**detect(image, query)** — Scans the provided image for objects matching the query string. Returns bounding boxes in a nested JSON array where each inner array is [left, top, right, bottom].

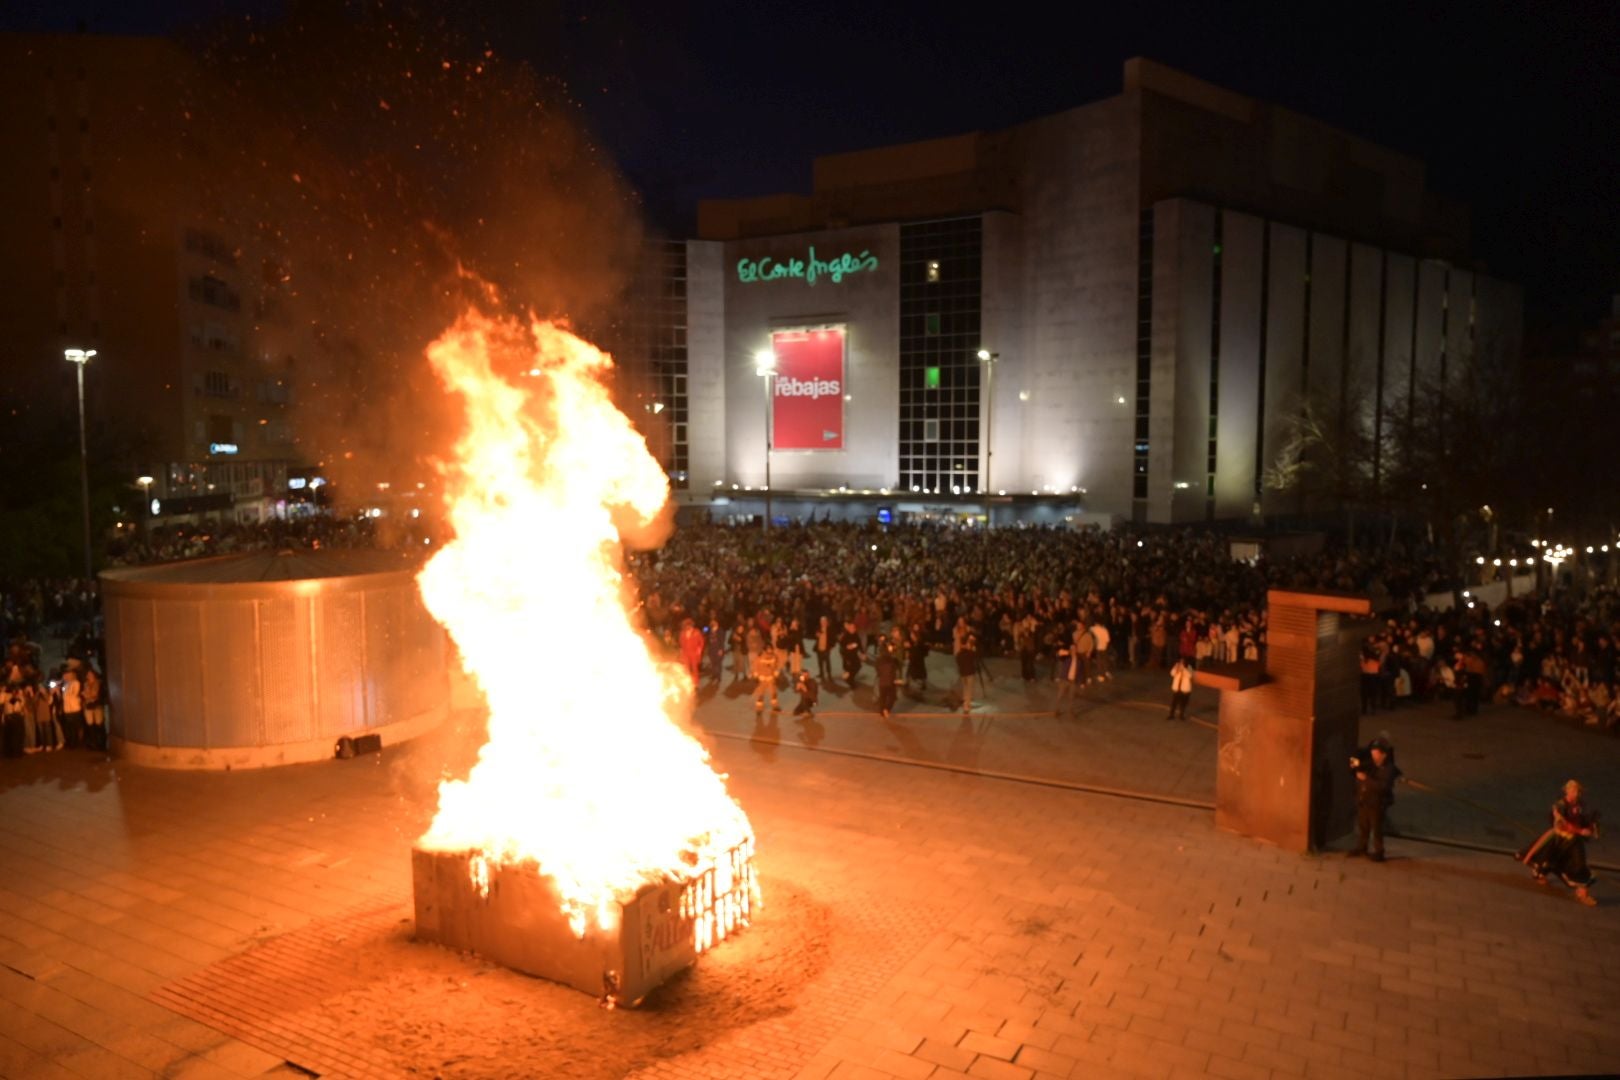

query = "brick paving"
[[0, 653, 1618, 1078]]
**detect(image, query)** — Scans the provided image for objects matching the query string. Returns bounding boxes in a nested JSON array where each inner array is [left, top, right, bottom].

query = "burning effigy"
[[411, 311, 756, 1006]]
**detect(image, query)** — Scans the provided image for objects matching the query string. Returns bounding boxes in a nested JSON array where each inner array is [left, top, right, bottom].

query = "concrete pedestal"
[[1196, 590, 1374, 853]]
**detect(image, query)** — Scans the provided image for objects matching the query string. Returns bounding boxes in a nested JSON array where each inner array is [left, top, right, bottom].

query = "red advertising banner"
[[770, 329, 844, 451]]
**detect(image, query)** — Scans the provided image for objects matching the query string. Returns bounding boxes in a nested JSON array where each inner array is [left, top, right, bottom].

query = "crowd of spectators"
[[626, 521, 1618, 732], [4, 515, 1617, 759], [102, 516, 387, 566]]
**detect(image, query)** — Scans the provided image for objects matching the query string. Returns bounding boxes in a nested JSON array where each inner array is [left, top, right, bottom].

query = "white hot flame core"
[[417, 311, 754, 937]]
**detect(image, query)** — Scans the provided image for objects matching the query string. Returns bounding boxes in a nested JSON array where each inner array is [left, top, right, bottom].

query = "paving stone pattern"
[[0, 656, 1617, 1078]]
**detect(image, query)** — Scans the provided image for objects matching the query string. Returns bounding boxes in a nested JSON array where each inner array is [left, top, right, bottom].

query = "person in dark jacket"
[[956, 635, 981, 714], [875, 641, 900, 719], [838, 620, 864, 689], [905, 625, 930, 690], [1519, 780, 1600, 906], [1348, 738, 1397, 861], [792, 671, 819, 720]]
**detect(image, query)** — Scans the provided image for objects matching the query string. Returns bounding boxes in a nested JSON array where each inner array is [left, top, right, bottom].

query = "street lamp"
[[64, 348, 97, 578], [976, 349, 998, 522], [136, 474, 154, 527], [754, 347, 776, 534]]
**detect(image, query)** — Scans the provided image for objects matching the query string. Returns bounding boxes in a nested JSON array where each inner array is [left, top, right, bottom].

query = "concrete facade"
[[678, 60, 1521, 524]]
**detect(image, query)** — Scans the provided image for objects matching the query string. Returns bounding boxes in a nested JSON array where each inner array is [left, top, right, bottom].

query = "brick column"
[[1194, 590, 1373, 852]]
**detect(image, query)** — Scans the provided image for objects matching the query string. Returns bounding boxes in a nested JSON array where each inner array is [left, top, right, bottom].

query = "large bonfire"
[[415, 310, 754, 944]]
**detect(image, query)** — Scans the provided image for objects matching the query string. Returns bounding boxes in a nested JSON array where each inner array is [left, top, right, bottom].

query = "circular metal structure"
[[102, 549, 450, 768]]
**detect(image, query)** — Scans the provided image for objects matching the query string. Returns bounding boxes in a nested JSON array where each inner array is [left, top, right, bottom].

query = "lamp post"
[[64, 348, 97, 579], [754, 348, 777, 534], [137, 474, 154, 528], [976, 349, 999, 524]]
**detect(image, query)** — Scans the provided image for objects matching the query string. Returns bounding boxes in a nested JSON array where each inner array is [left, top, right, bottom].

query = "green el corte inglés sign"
[[736, 246, 879, 286]]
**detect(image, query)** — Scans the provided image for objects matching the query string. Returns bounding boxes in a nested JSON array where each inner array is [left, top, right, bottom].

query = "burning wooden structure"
[[412, 840, 754, 1006]]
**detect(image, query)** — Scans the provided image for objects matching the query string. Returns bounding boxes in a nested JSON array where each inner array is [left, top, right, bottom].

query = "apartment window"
[[925, 260, 941, 283]]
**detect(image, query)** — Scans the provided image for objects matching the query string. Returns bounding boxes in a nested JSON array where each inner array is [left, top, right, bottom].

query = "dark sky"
[[9, 0, 1619, 334]]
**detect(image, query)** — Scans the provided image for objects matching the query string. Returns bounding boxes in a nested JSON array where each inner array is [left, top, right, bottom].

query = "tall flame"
[[416, 310, 753, 936]]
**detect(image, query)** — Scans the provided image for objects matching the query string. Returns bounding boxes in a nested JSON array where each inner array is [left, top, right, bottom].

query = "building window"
[[188, 274, 241, 312], [1207, 213, 1222, 518], [1133, 207, 1154, 502], [622, 239, 688, 488], [899, 217, 982, 495]]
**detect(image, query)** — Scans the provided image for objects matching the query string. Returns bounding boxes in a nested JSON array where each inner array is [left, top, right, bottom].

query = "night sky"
[[8, 0, 1619, 336]]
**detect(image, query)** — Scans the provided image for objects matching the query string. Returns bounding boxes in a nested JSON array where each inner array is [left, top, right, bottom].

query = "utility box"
[[1195, 590, 1374, 852], [412, 841, 754, 1006]]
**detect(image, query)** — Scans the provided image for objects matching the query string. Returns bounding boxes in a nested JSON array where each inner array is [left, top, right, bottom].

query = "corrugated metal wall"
[[105, 574, 448, 750]]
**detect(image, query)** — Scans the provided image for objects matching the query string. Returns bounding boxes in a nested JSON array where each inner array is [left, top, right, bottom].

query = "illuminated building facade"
[[669, 59, 1522, 525], [0, 34, 299, 525]]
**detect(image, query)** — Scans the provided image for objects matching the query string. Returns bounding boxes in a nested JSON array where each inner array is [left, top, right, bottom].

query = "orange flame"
[[416, 310, 754, 938]]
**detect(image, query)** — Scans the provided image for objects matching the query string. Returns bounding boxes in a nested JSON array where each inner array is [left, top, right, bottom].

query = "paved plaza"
[[3, 655, 1620, 1079]]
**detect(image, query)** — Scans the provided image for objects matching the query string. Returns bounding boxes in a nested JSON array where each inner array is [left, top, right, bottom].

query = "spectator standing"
[[956, 635, 981, 715], [839, 620, 865, 689], [82, 664, 107, 752], [905, 625, 930, 689], [59, 664, 85, 750], [1167, 657, 1193, 721], [1348, 739, 1397, 862], [1090, 617, 1112, 683], [751, 645, 781, 713], [875, 641, 900, 719], [814, 615, 835, 683], [678, 618, 705, 687]]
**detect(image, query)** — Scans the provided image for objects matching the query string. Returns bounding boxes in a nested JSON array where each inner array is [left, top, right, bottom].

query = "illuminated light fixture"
[[1018, 390, 1030, 402], [650, 402, 665, 414], [843, 394, 852, 402], [1476, 557, 1485, 565], [976, 349, 992, 361], [1070, 485, 1079, 492], [1031, 490, 1038, 496], [731, 483, 739, 490], [879, 488, 889, 495], [1494, 619, 1501, 627], [1588, 546, 1596, 554], [952, 485, 961, 494], [870, 544, 878, 552], [1467, 601, 1475, 609], [1531, 539, 1540, 547], [713, 480, 723, 487], [411, 508, 421, 518], [910, 485, 920, 493], [209, 442, 239, 455], [1492, 559, 1502, 566], [1510, 559, 1518, 566], [1526, 555, 1536, 563], [1174, 481, 1191, 490], [1116, 395, 1126, 405], [1463, 591, 1470, 598], [997, 489, 1006, 496], [754, 348, 776, 376]]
